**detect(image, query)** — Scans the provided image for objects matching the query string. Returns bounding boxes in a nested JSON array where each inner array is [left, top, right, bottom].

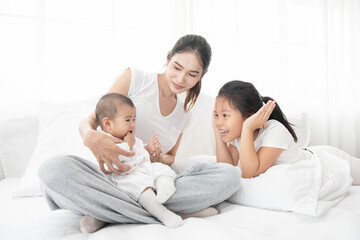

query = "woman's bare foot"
[[80, 215, 107, 233], [179, 207, 219, 219]]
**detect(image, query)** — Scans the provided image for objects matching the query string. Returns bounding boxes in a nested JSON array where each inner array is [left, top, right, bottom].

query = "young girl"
[[213, 80, 360, 184]]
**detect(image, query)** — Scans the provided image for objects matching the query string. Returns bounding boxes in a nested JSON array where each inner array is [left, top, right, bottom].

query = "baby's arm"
[[145, 134, 162, 162], [123, 131, 135, 150]]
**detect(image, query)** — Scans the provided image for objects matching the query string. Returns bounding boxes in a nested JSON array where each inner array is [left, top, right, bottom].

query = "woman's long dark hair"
[[168, 34, 212, 112], [217, 80, 297, 142]]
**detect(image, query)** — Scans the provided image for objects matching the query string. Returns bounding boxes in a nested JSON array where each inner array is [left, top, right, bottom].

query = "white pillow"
[[288, 112, 310, 148], [12, 99, 98, 198], [228, 155, 322, 216], [0, 113, 39, 178], [228, 149, 352, 216], [173, 93, 216, 173]]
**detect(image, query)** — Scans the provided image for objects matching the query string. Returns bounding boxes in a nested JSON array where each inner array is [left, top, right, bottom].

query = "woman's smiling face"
[[164, 51, 204, 94], [214, 96, 245, 143]]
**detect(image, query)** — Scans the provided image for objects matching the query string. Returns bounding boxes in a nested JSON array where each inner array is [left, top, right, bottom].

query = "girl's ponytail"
[[262, 96, 298, 142]]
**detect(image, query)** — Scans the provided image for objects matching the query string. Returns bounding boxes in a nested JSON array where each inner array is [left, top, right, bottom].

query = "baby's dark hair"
[[95, 93, 135, 128], [217, 80, 297, 142]]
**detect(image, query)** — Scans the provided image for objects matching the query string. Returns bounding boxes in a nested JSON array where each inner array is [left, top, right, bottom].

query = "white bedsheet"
[[1, 178, 360, 240]]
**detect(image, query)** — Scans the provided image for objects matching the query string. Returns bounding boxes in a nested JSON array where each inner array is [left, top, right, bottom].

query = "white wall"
[[0, 0, 359, 157]]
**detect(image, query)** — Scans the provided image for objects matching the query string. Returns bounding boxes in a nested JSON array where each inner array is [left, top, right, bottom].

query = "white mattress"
[[1, 178, 360, 240]]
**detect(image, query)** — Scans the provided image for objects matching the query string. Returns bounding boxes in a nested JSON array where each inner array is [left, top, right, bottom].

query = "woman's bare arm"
[[79, 68, 134, 174], [153, 133, 183, 166]]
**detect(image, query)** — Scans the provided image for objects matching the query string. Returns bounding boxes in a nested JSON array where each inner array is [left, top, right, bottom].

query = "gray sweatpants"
[[38, 154, 241, 224]]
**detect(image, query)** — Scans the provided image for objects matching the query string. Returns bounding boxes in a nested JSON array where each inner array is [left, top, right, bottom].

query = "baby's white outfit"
[[105, 137, 176, 201]]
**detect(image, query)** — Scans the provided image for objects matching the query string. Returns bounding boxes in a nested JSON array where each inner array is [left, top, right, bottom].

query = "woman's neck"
[[158, 73, 176, 99], [157, 73, 178, 117]]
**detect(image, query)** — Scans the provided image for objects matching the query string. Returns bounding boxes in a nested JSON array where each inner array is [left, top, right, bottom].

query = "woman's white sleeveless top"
[[127, 68, 191, 153]]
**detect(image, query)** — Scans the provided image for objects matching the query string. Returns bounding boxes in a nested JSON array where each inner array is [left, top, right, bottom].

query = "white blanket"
[[1, 178, 360, 240], [174, 152, 352, 217], [230, 150, 353, 216]]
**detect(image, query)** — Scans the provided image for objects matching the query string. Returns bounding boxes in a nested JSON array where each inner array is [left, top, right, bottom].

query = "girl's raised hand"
[[243, 100, 276, 131]]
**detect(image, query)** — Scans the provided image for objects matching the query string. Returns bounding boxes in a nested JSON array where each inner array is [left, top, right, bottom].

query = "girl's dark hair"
[[217, 80, 297, 142], [168, 34, 212, 112]]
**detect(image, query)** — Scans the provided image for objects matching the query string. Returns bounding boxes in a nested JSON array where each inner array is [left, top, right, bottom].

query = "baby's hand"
[[124, 131, 135, 150], [145, 134, 162, 162]]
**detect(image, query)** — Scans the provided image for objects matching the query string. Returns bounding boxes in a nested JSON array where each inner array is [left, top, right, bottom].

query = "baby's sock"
[[155, 176, 176, 203], [138, 189, 183, 228], [80, 215, 107, 233], [179, 207, 219, 219]]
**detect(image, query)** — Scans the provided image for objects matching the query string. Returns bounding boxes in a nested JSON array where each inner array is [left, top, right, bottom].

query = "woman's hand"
[[83, 130, 134, 174], [243, 100, 276, 132], [145, 134, 162, 163]]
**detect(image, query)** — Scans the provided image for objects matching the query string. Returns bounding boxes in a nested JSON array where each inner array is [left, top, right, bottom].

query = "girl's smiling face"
[[214, 96, 245, 143]]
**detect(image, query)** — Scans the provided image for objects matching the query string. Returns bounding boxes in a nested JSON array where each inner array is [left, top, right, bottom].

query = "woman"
[[38, 35, 241, 233]]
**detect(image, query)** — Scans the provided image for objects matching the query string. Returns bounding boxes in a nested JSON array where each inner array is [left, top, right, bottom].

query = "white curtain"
[[1, 0, 359, 157], [189, 0, 360, 157], [0, 0, 185, 109]]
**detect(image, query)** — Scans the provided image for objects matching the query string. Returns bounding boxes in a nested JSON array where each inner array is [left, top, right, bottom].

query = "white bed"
[[1, 178, 359, 240], [0, 93, 359, 240]]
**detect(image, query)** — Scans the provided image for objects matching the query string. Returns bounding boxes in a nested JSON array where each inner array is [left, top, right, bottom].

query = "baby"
[[80, 93, 182, 233]]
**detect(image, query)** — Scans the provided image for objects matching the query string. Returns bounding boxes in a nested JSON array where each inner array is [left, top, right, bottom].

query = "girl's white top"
[[230, 120, 311, 165], [128, 68, 191, 153]]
